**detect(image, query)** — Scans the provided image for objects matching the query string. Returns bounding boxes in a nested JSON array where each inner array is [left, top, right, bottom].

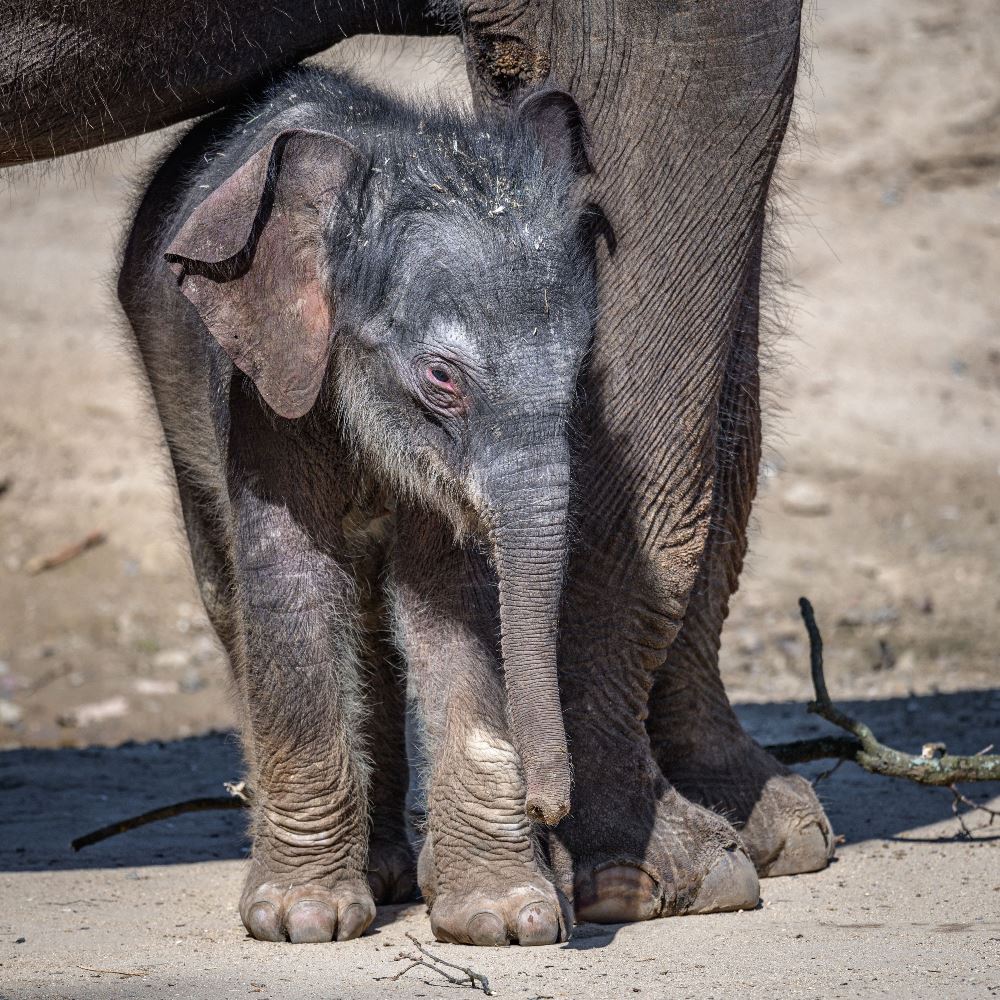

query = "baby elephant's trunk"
[[490, 461, 573, 826]]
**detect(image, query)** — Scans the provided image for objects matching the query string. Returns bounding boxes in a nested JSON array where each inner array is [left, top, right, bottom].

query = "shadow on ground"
[[1, 690, 997, 875]]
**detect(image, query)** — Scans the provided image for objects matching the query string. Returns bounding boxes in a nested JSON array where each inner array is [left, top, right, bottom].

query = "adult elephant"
[[2, 0, 832, 923]]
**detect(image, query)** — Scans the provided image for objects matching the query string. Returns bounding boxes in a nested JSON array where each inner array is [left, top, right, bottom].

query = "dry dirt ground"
[[1, 0, 998, 997]]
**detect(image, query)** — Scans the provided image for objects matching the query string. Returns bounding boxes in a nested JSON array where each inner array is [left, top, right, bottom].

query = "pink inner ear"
[[165, 129, 359, 421]]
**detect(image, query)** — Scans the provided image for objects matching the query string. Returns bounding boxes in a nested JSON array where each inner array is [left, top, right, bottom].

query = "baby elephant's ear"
[[165, 129, 359, 419], [514, 89, 590, 175]]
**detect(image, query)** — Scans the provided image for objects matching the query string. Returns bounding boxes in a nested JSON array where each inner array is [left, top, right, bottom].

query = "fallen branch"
[[71, 783, 251, 851], [375, 932, 493, 995], [764, 598, 1000, 785], [25, 530, 106, 574]]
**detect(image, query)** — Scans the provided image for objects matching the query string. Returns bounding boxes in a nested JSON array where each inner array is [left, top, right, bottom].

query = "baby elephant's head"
[[166, 89, 596, 826]]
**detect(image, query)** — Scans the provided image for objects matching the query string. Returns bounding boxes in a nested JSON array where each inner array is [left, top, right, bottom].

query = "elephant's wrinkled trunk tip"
[[501, 644, 572, 826], [524, 762, 572, 827]]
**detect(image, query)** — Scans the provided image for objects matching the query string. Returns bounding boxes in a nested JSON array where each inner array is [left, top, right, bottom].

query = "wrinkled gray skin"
[[13, 0, 836, 946], [120, 69, 599, 945]]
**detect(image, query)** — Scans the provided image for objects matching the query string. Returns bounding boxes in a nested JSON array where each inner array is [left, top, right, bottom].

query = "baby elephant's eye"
[[427, 365, 453, 387], [417, 359, 466, 415]]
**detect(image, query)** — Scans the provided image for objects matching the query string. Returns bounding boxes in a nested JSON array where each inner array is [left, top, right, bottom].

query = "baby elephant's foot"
[[567, 783, 759, 924], [240, 861, 376, 943], [367, 837, 418, 904], [430, 877, 568, 947], [663, 741, 835, 877], [420, 842, 568, 946]]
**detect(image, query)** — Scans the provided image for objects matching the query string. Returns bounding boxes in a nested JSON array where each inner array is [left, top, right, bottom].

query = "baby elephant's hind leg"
[[390, 515, 568, 947], [359, 599, 418, 904]]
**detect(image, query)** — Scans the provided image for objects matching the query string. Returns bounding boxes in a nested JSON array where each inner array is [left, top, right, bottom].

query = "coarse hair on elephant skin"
[[119, 65, 597, 945]]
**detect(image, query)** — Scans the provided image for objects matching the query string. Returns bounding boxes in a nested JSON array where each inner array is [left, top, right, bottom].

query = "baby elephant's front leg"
[[232, 483, 374, 944], [392, 527, 568, 946]]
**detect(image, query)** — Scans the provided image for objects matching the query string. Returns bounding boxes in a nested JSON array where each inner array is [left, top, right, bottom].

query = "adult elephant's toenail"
[[687, 847, 759, 915], [285, 899, 337, 944], [762, 820, 834, 877], [336, 902, 370, 941], [468, 910, 508, 946], [245, 900, 283, 942], [516, 901, 561, 945], [575, 865, 660, 924]]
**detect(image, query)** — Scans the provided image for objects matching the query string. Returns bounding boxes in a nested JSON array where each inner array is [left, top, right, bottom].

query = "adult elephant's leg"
[[0, 0, 446, 166], [647, 245, 835, 877], [458, 0, 805, 917]]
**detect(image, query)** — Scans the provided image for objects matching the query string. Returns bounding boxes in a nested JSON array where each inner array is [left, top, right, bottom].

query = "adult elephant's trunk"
[[486, 460, 572, 826]]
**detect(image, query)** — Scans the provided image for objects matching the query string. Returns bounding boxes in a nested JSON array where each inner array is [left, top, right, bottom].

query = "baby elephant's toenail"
[[245, 901, 283, 942], [285, 900, 337, 944], [336, 902, 370, 941], [516, 901, 561, 945], [468, 911, 508, 946]]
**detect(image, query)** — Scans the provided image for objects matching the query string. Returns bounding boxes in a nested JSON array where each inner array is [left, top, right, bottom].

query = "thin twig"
[[71, 794, 246, 851], [376, 933, 494, 994], [405, 932, 494, 995], [949, 784, 1000, 840], [77, 966, 147, 978], [377, 958, 468, 987], [812, 757, 846, 786], [25, 530, 106, 574]]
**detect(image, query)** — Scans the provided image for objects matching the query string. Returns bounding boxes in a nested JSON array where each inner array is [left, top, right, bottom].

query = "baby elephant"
[[119, 67, 594, 945]]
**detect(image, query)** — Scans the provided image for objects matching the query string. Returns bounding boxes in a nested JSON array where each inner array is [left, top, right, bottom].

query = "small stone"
[[851, 557, 880, 579], [152, 649, 191, 671], [15, 936, 25, 944], [781, 481, 831, 517], [0, 700, 23, 726], [735, 629, 764, 656], [872, 639, 896, 672], [58, 695, 128, 728], [133, 678, 180, 696], [179, 667, 206, 694]]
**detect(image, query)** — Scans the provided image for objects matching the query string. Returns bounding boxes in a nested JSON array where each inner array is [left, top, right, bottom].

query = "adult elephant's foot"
[[554, 772, 759, 924], [240, 859, 376, 943], [658, 738, 835, 877], [367, 835, 418, 904], [418, 839, 568, 946]]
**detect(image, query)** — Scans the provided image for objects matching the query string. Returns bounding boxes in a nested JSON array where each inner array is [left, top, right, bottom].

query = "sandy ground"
[[1, 0, 998, 996]]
